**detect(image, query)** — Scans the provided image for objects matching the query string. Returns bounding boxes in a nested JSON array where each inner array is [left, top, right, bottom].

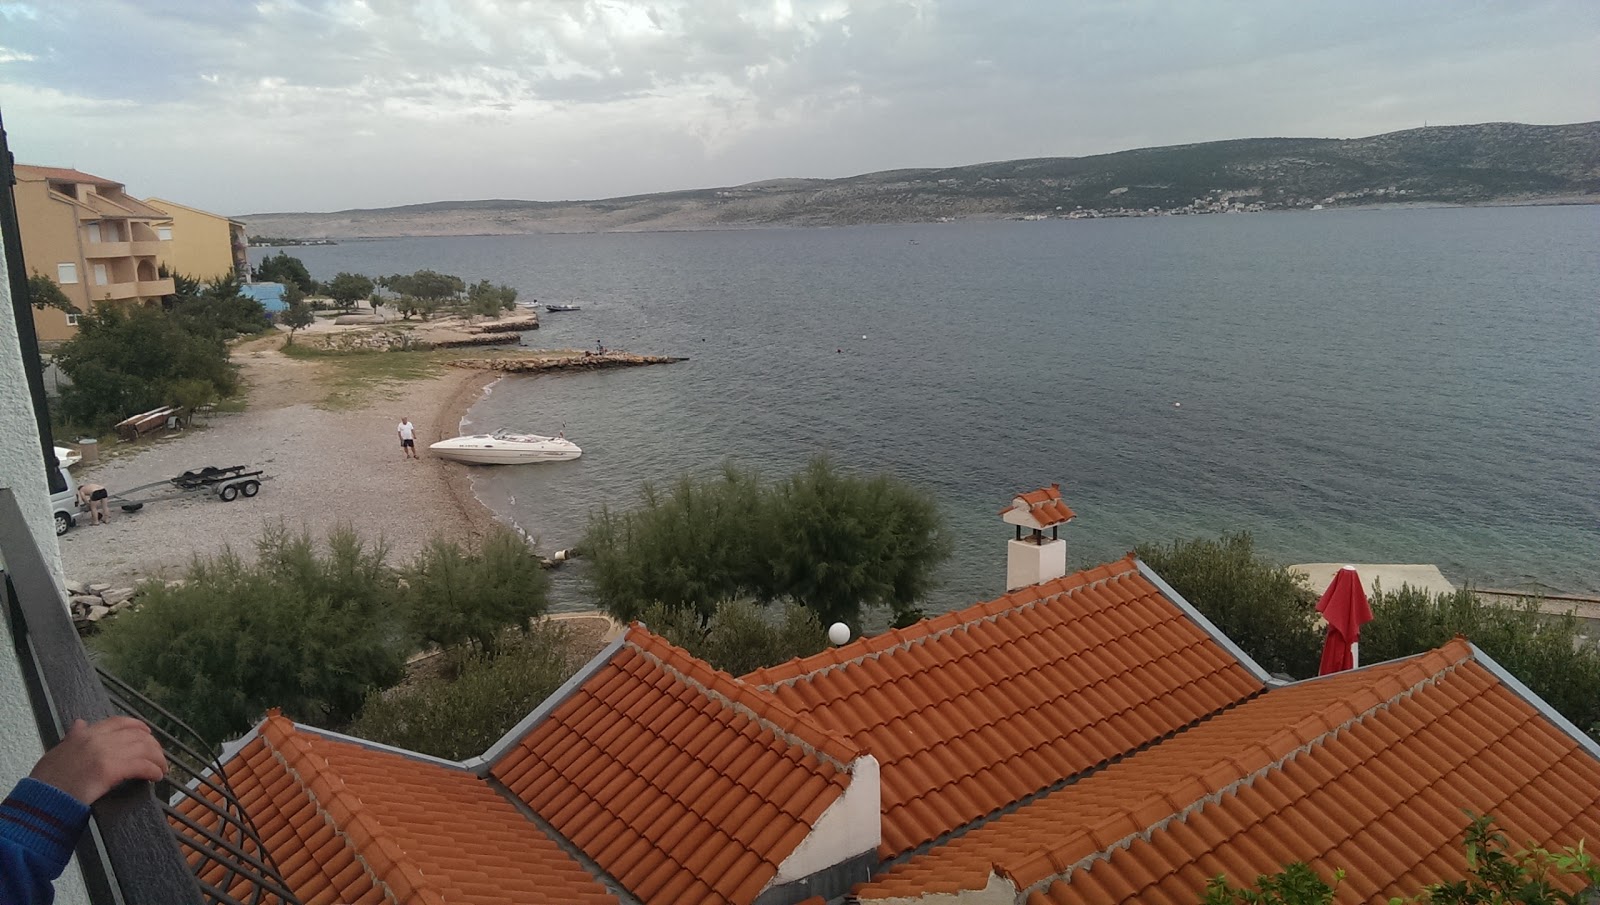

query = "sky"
[[1, 0, 1596, 215]]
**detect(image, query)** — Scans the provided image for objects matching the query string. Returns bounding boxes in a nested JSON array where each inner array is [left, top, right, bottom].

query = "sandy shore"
[[59, 333, 503, 586]]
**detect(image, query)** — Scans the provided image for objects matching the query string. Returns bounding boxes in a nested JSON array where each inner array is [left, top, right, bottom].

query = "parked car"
[[47, 467, 78, 536]]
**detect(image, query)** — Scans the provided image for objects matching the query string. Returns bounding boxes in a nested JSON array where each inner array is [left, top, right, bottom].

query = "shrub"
[[584, 458, 949, 629], [641, 600, 829, 676], [349, 622, 583, 760], [94, 524, 406, 746], [404, 528, 551, 655], [54, 303, 239, 434], [585, 465, 765, 623], [1136, 533, 1322, 678], [1362, 586, 1600, 741], [1201, 863, 1343, 904]]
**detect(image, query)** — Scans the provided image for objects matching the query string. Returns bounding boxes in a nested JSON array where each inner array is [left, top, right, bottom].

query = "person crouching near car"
[[74, 483, 110, 525]]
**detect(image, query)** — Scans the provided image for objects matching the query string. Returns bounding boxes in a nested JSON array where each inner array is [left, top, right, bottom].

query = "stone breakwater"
[[449, 352, 688, 373]]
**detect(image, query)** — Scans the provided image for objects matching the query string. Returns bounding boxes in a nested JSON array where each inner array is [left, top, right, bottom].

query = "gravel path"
[[60, 337, 496, 586]]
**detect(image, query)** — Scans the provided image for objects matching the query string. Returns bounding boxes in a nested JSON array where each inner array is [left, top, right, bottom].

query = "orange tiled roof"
[[192, 713, 616, 905], [491, 627, 864, 905], [745, 555, 1266, 858], [857, 639, 1600, 903], [1001, 483, 1076, 528], [14, 164, 121, 186]]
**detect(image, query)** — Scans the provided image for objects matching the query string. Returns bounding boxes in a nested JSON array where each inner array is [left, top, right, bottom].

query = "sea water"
[[281, 205, 1600, 612]]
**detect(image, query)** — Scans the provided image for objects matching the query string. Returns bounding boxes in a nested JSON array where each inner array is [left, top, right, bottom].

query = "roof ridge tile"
[[1002, 645, 1475, 894], [259, 714, 445, 905], [624, 630, 861, 772]]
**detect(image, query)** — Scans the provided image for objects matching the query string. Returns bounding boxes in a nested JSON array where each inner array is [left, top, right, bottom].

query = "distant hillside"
[[242, 121, 1600, 238]]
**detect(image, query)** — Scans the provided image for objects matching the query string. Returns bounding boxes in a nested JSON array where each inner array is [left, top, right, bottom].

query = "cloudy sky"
[[2, 0, 1596, 214]]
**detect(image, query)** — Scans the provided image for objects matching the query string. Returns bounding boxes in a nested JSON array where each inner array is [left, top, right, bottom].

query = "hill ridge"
[[241, 120, 1599, 238]]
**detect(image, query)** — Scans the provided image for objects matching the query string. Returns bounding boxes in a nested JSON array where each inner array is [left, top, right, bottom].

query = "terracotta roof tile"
[[491, 627, 863, 905], [744, 555, 1265, 858], [182, 714, 615, 905], [1000, 483, 1077, 527], [856, 639, 1600, 903]]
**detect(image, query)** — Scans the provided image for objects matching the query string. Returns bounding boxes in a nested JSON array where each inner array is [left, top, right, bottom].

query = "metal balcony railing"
[[1, 488, 302, 905]]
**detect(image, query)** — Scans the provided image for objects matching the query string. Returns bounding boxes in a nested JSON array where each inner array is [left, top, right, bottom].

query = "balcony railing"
[[83, 240, 132, 258], [0, 489, 301, 905]]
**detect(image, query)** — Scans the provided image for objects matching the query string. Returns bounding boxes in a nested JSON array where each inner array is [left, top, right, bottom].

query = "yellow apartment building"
[[14, 165, 176, 342], [146, 197, 249, 282]]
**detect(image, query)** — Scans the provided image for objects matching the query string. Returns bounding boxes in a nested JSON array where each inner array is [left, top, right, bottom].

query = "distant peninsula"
[[240, 121, 1599, 239]]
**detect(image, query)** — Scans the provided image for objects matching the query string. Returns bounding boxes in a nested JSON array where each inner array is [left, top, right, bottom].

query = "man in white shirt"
[[397, 417, 419, 459]]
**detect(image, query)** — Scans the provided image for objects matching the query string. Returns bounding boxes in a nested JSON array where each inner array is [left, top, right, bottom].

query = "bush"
[[27, 272, 74, 312], [404, 528, 551, 655], [585, 458, 949, 628], [1201, 863, 1343, 904], [1362, 586, 1600, 741], [641, 600, 828, 676], [585, 465, 765, 623], [1204, 815, 1600, 905], [94, 525, 406, 746], [1136, 533, 1322, 678], [54, 303, 239, 434], [349, 622, 583, 760]]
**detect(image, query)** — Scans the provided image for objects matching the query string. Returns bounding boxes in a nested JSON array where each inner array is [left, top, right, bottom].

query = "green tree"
[[759, 457, 951, 627], [584, 458, 950, 628], [94, 524, 407, 746], [1362, 586, 1600, 741], [467, 279, 518, 318], [641, 600, 829, 677], [404, 528, 551, 655], [27, 272, 75, 313], [252, 251, 317, 294], [380, 270, 464, 303], [349, 622, 583, 760], [1135, 533, 1322, 678], [326, 272, 375, 311], [278, 301, 315, 343], [53, 303, 239, 433], [170, 274, 269, 339], [584, 465, 767, 623]]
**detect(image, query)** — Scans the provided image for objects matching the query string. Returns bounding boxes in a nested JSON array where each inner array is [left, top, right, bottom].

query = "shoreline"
[[430, 369, 506, 547]]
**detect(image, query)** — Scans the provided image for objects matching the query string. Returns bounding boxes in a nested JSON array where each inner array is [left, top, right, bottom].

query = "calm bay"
[[279, 205, 1600, 612]]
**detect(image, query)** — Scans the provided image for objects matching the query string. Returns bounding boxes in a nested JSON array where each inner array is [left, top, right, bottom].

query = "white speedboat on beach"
[[429, 430, 582, 465]]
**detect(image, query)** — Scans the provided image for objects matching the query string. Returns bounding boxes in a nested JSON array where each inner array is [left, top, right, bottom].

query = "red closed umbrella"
[[1317, 565, 1374, 675]]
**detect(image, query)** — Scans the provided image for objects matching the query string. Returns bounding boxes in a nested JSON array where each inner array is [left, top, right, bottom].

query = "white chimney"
[[1000, 483, 1074, 590]]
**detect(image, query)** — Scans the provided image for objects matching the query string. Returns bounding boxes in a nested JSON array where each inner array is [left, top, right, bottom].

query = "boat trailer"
[[115, 465, 267, 511]]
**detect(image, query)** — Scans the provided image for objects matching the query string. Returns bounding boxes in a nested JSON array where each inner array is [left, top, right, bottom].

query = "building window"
[[66, 314, 80, 326], [157, 226, 172, 241], [93, 263, 109, 285], [87, 223, 102, 242], [57, 263, 78, 283]]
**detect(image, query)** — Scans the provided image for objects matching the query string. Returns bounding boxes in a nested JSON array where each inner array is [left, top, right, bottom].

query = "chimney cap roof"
[[1001, 483, 1075, 529]]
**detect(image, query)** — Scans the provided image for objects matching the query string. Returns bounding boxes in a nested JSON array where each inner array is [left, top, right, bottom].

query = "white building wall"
[[0, 219, 88, 904]]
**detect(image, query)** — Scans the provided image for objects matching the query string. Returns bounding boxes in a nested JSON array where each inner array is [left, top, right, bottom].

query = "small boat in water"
[[429, 430, 582, 465], [545, 303, 582, 312]]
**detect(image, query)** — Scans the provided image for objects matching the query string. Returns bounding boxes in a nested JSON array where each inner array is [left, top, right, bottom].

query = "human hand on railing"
[[28, 716, 168, 806]]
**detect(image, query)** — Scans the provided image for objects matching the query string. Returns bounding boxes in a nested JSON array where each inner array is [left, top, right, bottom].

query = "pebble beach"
[[58, 329, 500, 587]]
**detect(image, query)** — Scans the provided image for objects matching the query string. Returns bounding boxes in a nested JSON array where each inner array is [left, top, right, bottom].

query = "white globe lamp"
[[827, 622, 851, 647]]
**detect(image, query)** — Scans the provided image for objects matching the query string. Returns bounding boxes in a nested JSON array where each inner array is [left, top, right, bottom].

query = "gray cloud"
[[1, 0, 1595, 214]]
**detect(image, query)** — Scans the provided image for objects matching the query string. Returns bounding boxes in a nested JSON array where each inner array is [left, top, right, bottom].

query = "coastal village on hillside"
[[2, 136, 1598, 902]]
